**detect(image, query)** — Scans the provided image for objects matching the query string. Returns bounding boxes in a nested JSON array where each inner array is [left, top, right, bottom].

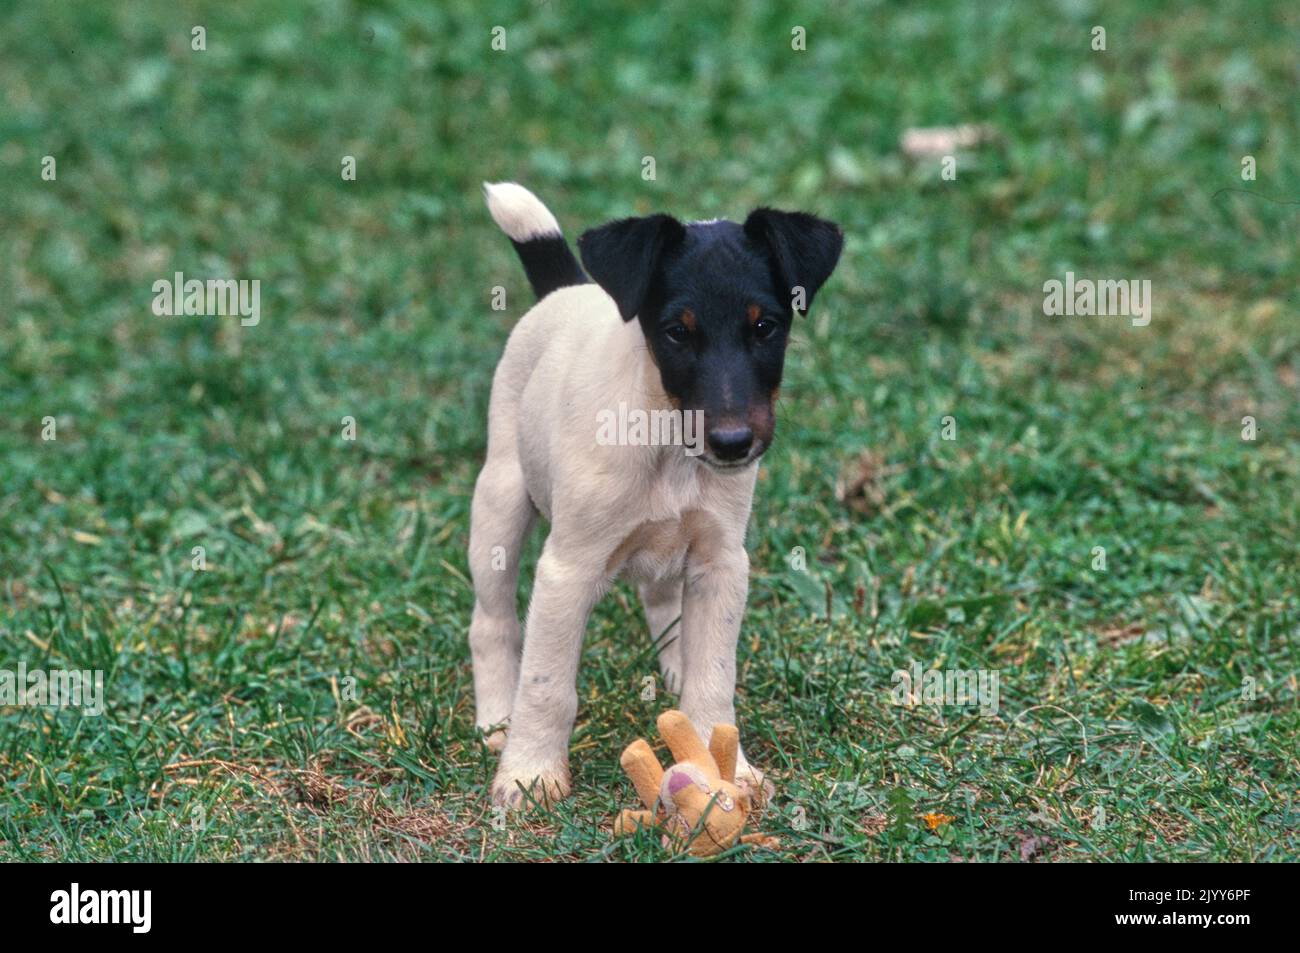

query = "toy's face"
[[660, 764, 748, 856]]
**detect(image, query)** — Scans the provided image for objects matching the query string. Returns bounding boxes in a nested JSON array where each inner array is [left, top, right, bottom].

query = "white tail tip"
[[483, 181, 561, 242]]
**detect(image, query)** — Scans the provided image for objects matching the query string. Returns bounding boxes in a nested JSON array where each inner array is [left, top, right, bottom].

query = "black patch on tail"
[[511, 236, 588, 301]]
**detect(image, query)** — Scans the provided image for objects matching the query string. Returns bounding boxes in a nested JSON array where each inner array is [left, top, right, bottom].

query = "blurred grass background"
[[1, 0, 1297, 860]]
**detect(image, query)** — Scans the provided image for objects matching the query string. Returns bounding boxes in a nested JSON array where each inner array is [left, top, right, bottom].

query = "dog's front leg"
[[678, 544, 771, 804], [491, 540, 604, 808]]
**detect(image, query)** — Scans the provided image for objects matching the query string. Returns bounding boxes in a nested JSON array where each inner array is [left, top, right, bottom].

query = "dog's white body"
[[469, 190, 764, 806]]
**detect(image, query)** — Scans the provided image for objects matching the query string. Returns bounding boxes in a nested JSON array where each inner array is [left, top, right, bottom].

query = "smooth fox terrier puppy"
[[471, 182, 842, 808]]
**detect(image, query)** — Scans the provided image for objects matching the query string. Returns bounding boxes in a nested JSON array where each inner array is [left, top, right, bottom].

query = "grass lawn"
[[1, 0, 1297, 862]]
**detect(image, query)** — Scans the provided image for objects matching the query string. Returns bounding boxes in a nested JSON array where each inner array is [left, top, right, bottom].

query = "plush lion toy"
[[612, 710, 777, 857]]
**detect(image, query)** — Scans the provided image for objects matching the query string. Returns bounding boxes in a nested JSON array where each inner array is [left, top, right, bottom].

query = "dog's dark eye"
[[664, 324, 691, 344], [752, 318, 779, 340]]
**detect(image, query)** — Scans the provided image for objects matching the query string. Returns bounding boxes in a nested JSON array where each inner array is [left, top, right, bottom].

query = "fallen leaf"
[[1017, 833, 1052, 861], [900, 124, 996, 158], [836, 450, 895, 515]]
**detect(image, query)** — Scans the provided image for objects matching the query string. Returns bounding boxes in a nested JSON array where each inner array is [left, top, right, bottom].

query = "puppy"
[[470, 182, 842, 808]]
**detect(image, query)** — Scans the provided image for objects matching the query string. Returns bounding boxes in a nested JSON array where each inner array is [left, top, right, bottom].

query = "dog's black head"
[[578, 209, 842, 470]]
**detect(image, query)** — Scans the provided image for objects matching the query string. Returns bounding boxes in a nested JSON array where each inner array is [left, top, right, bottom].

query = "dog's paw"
[[490, 762, 571, 810], [733, 760, 775, 810]]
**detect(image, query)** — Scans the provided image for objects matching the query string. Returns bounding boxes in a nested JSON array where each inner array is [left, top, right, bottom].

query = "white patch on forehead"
[[687, 218, 721, 226]]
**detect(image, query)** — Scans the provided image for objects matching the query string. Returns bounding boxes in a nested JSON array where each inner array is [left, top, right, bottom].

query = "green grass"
[[1, 0, 1297, 861]]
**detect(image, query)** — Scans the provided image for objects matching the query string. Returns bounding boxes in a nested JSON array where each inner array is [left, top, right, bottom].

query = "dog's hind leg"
[[467, 459, 536, 751], [639, 578, 684, 694]]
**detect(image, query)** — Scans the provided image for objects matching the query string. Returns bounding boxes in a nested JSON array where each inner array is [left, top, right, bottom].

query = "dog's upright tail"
[[484, 182, 588, 301]]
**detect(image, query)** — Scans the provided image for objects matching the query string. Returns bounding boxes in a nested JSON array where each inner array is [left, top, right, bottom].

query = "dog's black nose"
[[707, 425, 754, 461]]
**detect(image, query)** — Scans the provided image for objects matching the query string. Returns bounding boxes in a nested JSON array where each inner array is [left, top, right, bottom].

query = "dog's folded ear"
[[577, 214, 686, 321], [743, 209, 844, 315]]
